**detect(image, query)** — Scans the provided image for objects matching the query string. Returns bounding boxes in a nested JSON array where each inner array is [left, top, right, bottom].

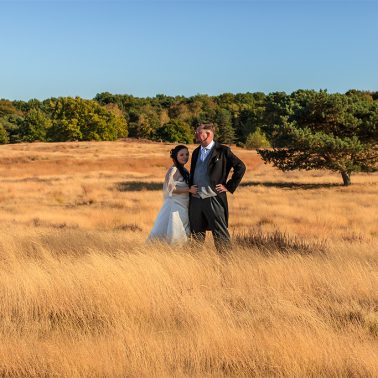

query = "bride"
[[147, 145, 197, 244]]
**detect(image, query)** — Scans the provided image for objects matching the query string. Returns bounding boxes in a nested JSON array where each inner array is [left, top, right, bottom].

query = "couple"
[[148, 123, 246, 253]]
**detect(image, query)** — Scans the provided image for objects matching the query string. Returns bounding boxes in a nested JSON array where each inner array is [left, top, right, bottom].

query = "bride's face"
[[176, 148, 189, 165]]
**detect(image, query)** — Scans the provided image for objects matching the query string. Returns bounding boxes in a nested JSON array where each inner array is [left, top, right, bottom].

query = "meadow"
[[0, 140, 377, 377]]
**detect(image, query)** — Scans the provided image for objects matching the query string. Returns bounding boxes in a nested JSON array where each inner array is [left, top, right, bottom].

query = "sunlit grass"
[[0, 140, 377, 377]]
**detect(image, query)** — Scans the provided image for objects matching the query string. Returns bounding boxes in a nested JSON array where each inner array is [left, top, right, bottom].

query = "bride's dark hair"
[[170, 145, 190, 184]]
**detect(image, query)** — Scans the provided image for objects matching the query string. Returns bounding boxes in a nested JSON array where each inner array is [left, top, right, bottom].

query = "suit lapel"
[[207, 141, 220, 173]]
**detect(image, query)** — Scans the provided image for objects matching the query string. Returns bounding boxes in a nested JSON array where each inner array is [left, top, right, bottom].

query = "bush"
[[245, 128, 270, 149]]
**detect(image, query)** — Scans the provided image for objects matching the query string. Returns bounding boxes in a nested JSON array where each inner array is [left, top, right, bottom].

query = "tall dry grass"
[[0, 140, 377, 377]]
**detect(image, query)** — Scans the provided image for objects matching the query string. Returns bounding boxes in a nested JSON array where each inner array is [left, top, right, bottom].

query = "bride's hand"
[[189, 185, 198, 194]]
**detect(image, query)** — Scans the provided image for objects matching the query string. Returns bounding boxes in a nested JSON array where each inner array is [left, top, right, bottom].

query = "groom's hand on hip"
[[216, 184, 228, 193]]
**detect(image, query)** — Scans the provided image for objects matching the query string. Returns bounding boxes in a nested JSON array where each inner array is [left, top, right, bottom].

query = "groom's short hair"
[[199, 122, 216, 134]]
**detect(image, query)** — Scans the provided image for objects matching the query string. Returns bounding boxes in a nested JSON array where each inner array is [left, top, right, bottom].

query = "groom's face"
[[195, 126, 210, 143]]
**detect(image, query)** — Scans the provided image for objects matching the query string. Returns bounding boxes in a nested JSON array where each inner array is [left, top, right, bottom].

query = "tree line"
[[0, 89, 377, 185]]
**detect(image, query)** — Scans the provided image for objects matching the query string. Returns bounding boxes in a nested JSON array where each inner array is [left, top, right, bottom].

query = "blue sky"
[[0, 0, 377, 100]]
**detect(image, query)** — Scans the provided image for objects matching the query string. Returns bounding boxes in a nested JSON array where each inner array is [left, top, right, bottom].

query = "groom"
[[189, 123, 246, 253]]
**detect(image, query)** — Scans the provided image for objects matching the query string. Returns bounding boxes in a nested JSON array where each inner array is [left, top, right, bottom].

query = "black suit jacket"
[[189, 141, 246, 226]]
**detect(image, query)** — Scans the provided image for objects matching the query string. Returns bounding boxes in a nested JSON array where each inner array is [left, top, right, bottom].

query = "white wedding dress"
[[147, 166, 190, 244]]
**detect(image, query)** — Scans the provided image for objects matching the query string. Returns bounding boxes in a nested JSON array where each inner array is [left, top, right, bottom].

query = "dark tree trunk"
[[341, 171, 351, 186]]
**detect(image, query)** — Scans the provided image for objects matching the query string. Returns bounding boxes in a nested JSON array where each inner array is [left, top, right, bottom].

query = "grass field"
[[0, 140, 377, 377]]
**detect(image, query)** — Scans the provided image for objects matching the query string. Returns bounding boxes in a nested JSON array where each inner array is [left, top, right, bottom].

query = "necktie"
[[201, 147, 208, 161]]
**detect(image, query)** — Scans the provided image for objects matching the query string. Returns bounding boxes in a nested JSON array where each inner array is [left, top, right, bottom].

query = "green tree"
[[258, 91, 378, 185], [128, 105, 160, 138], [190, 94, 217, 122], [168, 102, 192, 122], [19, 108, 51, 142], [0, 123, 9, 144], [235, 108, 266, 143], [47, 97, 127, 142], [0, 100, 22, 117], [1, 115, 23, 143], [215, 108, 235, 144], [155, 119, 193, 143]]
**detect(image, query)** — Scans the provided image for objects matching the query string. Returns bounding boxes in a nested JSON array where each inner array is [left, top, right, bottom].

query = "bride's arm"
[[173, 186, 197, 194], [163, 166, 177, 197], [171, 169, 197, 194], [165, 166, 197, 195]]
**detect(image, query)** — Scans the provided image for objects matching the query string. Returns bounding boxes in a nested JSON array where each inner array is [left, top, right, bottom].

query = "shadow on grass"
[[240, 181, 342, 190], [116, 181, 162, 192], [116, 180, 342, 192], [234, 229, 327, 255]]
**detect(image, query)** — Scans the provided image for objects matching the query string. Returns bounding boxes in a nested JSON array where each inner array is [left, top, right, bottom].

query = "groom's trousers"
[[189, 196, 231, 253]]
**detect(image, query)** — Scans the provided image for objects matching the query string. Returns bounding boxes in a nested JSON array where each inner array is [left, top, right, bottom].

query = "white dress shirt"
[[200, 140, 215, 161]]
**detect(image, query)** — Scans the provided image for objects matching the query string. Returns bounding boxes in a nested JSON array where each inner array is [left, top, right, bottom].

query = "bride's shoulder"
[[164, 165, 177, 179], [167, 165, 177, 175]]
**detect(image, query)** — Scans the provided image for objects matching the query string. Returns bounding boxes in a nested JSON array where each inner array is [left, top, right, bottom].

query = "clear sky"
[[0, 0, 377, 100]]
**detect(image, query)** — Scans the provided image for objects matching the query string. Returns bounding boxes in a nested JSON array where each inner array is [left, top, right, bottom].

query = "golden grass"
[[0, 140, 377, 377]]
